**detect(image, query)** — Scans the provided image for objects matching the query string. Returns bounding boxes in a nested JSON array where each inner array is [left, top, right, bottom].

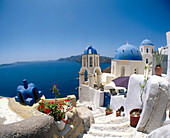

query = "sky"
[[0, 0, 170, 64]]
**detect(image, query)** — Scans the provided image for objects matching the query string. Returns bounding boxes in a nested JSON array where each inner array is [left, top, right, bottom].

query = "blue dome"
[[114, 43, 142, 61], [84, 45, 98, 54], [140, 39, 153, 46]]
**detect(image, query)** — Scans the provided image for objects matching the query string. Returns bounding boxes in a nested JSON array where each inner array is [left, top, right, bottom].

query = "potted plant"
[[153, 50, 164, 76], [38, 84, 73, 131], [99, 84, 104, 91], [105, 105, 113, 115], [116, 109, 121, 117], [129, 108, 142, 127], [109, 89, 117, 96]]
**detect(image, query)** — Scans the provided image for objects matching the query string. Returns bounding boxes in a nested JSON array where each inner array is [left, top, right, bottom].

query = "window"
[[152, 49, 154, 53], [146, 48, 149, 53], [121, 66, 125, 76], [89, 57, 93, 67], [84, 57, 86, 67], [146, 59, 148, 64]]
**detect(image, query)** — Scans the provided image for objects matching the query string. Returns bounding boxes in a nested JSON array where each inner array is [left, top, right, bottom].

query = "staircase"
[[83, 107, 136, 138]]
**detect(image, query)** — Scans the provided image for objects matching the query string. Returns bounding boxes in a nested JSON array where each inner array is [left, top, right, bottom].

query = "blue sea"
[[0, 61, 110, 100]]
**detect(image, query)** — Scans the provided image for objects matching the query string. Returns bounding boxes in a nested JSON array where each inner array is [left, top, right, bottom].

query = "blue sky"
[[0, 0, 170, 64]]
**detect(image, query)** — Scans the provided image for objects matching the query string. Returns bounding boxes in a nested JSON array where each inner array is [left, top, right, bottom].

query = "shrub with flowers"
[[38, 84, 73, 122]]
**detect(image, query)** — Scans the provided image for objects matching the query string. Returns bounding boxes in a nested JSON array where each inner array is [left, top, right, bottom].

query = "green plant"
[[38, 98, 73, 122], [139, 65, 149, 105], [51, 84, 60, 103], [152, 50, 164, 67], [38, 84, 73, 122], [99, 84, 104, 90], [105, 105, 112, 112]]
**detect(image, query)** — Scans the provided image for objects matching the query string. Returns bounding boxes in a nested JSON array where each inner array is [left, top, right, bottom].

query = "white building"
[[158, 32, 170, 55], [140, 39, 155, 65], [79, 44, 102, 88], [111, 42, 145, 78]]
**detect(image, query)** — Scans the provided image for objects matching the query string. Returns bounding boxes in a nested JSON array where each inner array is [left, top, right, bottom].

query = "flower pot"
[[105, 109, 113, 115], [154, 67, 163, 76], [130, 108, 142, 127], [116, 110, 121, 117], [56, 114, 68, 131]]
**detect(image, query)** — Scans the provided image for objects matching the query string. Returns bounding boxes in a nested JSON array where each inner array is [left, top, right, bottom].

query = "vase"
[[154, 67, 163, 76], [56, 114, 68, 131], [116, 110, 121, 117], [105, 109, 113, 115], [129, 108, 142, 127]]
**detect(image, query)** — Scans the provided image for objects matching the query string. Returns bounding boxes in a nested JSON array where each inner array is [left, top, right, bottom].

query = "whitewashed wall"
[[79, 84, 104, 108], [125, 74, 144, 116]]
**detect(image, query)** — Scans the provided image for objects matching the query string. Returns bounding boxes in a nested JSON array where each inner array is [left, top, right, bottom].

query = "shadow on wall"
[[162, 55, 168, 74]]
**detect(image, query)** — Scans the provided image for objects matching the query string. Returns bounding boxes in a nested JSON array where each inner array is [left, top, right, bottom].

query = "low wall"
[[46, 95, 76, 107], [0, 95, 86, 138], [79, 84, 104, 108]]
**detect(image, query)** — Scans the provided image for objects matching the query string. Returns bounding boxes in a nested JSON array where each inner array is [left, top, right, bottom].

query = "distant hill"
[[57, 55, 113, 63]]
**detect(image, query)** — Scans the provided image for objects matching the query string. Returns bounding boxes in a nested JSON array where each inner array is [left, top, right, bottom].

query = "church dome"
[[114, 43, 142, 61], [140, 39, 153, 46], [84, 45, 98, 54]]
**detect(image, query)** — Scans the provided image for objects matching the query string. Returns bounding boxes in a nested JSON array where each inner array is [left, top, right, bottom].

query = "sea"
[[0, 61, 110, 100]]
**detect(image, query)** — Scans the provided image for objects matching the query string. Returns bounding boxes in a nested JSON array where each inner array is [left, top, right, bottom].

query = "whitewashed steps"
[[95, 116, 129, 124], [88, 129, 134, 137], [82, 110, 135, 138]]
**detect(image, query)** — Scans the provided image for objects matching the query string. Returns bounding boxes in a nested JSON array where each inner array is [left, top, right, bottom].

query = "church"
[[79, 39, 155, 88]]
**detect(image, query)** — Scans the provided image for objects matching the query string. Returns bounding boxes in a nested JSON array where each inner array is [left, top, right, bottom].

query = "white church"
[[79, 38, 155, 87]]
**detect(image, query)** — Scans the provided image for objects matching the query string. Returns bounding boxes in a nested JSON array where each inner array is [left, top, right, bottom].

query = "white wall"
[[79, 85, 104, 108], [140, 45, 154, 64], [111, 60, 144, 78], [166, 31, 170, 82]]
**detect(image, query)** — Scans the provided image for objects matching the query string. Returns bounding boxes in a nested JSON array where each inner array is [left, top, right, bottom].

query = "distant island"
[[0, 61, 30, 67], [57, 55, 113, 63]]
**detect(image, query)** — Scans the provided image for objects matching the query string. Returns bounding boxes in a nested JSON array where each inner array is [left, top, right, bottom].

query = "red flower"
[[40, 105, 44, 109], [64, 99, 70, 102], [61, 118, 64, 121], [59, 104, 62, 109], [63, 120, 67, 123], [44, 109, 50, 114], [38, 106, 40, 110], [56, 84, 57, 86], [51, 102, 54, 104], [68, 106, 73, 110]]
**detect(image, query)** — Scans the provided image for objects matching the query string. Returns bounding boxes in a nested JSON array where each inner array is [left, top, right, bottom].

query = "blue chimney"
[[23, 79, 28, 89]]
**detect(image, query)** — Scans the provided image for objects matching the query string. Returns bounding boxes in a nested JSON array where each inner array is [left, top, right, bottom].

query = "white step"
[[83, 133, 120, 138], [91, 109, 103, 115], [88, 129, 134, 137], [82, 134, 99, 138], [95, 116, 129, 124], [93, 112, 106, 118], [90, 122, 134, 132]]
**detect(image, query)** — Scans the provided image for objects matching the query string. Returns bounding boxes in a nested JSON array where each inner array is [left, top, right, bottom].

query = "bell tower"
[[140, 39, 155, 65], [79, 43, 102, 88]]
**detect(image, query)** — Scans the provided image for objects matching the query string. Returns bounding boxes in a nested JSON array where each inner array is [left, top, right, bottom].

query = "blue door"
[[104, 92, 111, 107]]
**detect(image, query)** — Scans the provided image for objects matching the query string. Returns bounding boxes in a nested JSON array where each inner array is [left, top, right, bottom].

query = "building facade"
[[79, 44, 102, 88], [140, 39, 155, 65], [111, 43, 144, 78]]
